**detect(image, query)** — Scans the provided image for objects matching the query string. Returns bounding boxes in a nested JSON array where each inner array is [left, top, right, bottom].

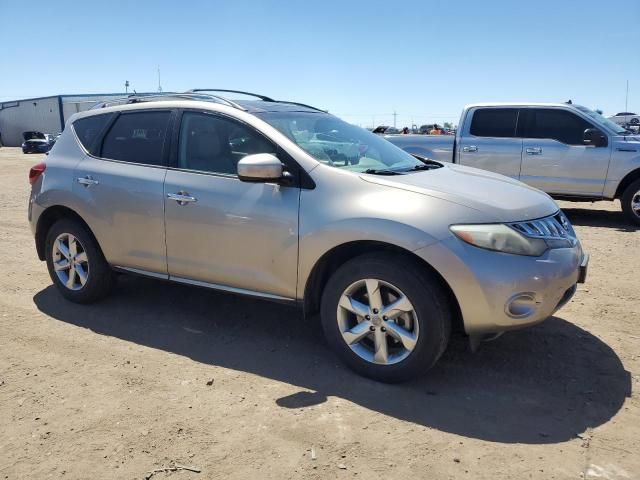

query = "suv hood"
[[361, 163, 558, 222]]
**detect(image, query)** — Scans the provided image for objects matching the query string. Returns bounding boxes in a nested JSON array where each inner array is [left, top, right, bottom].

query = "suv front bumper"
[[415, 237, 586, 335]]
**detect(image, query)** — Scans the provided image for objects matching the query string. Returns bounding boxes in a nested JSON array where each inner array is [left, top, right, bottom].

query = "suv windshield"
[[574, 105, 629, 134], [256, 112, 428, 173]]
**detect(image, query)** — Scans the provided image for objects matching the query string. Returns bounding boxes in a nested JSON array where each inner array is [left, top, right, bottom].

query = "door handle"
[[167, 192, 197, 206], [526, 147, 542, 155], [462, 145, 478, 153], [76, 175, 99, 187]]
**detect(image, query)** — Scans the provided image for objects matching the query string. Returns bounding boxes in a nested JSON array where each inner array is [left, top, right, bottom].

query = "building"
[[0, 93, 151, 147]]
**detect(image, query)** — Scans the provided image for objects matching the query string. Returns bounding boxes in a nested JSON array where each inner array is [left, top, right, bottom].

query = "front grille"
[[509, 211, 574, 240]]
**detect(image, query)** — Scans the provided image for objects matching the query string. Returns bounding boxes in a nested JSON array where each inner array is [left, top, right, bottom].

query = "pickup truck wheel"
[[621, 179, 640, 225], [45, 218, 115, 303], [320, 252, 451, 383]]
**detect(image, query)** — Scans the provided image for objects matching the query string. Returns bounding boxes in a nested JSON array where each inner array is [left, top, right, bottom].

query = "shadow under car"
[[33, 275, 631, 444]]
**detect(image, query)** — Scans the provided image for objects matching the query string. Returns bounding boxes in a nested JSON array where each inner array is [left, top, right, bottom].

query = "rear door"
[[72, 110, 173, 275], [519, 108, 611, 196], [457, 107, 523, 179]]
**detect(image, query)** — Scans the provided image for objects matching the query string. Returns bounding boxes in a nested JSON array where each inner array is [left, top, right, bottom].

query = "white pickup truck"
[[387, 102, 640, 224]]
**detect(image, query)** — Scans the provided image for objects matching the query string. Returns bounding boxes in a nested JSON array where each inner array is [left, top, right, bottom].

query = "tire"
[[320, 252, 452, 383], [45, 218, 115, 303], [620, 178, 640, 226], [630, 118, 639, 125]]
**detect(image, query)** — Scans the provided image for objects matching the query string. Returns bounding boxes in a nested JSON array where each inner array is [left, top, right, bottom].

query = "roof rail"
[[89, 90, 326, 113], [90, 92, 246, 110], [273, 101, 327, 113], [186, 89, 326, 111], [187, 89, 275, 102]]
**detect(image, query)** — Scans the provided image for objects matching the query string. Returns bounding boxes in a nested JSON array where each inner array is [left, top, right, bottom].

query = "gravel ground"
[[0, 147, 638, 479]]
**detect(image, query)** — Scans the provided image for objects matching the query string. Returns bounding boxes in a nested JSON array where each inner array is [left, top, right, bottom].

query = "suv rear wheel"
[[621, 178, 640, 226], [45, 218, 115, 303], [320, 252, 451, 383]]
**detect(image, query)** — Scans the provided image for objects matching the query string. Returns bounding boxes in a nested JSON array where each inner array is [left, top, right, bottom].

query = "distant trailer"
[[0, 93, 159, 147]]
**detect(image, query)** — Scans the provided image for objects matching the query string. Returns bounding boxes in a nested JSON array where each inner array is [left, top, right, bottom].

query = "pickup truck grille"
[[509, 212, 575, 240]]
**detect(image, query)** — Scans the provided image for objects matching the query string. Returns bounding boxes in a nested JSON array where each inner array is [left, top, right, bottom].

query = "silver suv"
[[28, 90, 588, 382]]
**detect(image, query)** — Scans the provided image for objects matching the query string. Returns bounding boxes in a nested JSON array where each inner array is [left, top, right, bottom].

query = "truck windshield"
[[574, 105, 629, 134], [256, 111, 427, 173]]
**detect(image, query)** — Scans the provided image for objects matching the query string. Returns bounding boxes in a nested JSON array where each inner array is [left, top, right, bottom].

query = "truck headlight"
[[450, 224, 548, 256]]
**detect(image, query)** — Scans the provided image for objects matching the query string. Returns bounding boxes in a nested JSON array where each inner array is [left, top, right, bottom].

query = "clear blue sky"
[[1, 0, 638, 127]]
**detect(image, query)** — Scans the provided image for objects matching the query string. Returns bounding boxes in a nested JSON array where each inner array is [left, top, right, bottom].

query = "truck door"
[[519, 108, 611, 196], [457, 108, 523, 179]]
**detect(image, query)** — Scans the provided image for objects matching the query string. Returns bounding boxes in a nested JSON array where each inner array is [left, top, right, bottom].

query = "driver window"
[[523, 109, 593, 146], [178, 113, 276, 174]]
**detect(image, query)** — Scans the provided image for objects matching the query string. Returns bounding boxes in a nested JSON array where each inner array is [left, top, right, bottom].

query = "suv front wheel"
[[45, 218, 115, 303], [320, 252, 452, 383]]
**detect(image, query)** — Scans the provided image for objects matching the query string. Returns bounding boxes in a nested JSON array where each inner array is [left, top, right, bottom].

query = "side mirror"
[[583, 128, 608, 147], [237, 153, 284, 183]]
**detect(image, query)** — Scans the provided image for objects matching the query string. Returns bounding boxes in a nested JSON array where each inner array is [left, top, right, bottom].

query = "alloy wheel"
[[632, 190, 640, 218], [52, 233, 89, 291], [336, 278, 419, 365]]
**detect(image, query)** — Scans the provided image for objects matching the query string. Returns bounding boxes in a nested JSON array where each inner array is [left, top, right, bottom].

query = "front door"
[[519, 108, 611, 196], [163, 111, 300, 300], [457, 107, 523, 179]]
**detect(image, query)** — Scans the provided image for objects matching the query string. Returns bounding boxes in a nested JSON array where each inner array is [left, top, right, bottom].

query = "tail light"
[[29, 162, 46, 185]]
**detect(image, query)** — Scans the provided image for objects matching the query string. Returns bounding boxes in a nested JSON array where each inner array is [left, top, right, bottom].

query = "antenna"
[[157, 66, 162, 93]]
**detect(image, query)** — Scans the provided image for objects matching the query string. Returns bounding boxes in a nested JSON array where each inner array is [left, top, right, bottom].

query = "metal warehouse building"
[[0, 93, 133, 147]]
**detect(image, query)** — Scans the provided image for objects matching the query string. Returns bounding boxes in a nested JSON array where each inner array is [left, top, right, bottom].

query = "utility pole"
[[157, 66, 163, 93], [125, 80, 129, 94], [393, 110, 397, 128], [625, 79, 629, 112]]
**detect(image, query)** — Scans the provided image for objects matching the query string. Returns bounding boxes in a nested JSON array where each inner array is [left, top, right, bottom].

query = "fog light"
[[505, 293, 539, 319]]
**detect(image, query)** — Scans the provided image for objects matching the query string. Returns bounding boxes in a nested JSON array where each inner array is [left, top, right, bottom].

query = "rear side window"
[[73, 113, 113, 155], [523, 109, 593, 145], [470, 108, 518, 138], [101, 111, 172, 165]]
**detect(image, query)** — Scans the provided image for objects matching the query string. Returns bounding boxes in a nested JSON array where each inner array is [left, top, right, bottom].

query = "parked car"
[[27, 91, 587, 382], [387, 102, 640, 225], [372, 125, 401, 135], [608, 112, 640, 126], [22, 131, 57, 154]]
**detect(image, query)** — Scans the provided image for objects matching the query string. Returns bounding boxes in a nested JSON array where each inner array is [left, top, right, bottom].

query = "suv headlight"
[[450, 224, 548, 256]]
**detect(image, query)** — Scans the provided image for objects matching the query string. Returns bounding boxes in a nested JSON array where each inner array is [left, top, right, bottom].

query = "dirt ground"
[[0, 146, 638, 480]]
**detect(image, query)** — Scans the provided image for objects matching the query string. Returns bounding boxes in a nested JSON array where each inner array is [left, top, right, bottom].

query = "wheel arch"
[[35, 205, 100, 261], [302, 240, 464, 333], [614, 167, 640, 199]]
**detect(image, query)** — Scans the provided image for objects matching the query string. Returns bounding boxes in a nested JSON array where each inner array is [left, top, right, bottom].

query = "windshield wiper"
[[404, 163, 441, 172], [363, 168, 404, 175]]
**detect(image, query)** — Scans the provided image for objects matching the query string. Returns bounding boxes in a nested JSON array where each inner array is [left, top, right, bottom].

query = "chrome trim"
[[114, 266, 168, 279], [509, 211, 575, 241], [113, 267, 294, 302], [167, 192, 198, 204], [169, 276, 296, 302], [76, 176, 99, 186]]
